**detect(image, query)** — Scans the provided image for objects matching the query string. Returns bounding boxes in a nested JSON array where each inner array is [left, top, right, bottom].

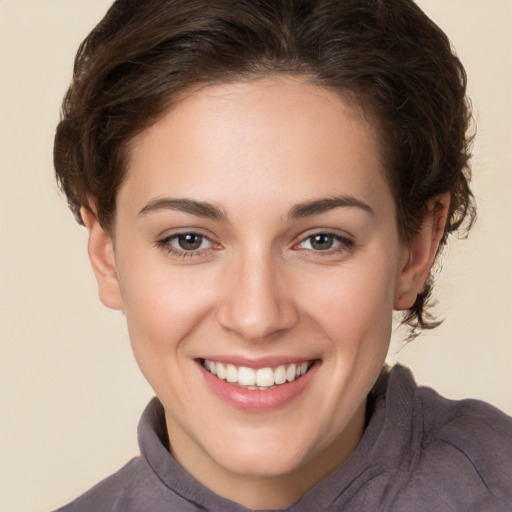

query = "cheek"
[[301, 257, 398, 351], [117, 260, 216, 358]]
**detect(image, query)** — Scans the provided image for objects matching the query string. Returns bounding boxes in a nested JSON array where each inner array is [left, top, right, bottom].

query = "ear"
[[394, 193, 450, 310], [81, 206, 124, 311]]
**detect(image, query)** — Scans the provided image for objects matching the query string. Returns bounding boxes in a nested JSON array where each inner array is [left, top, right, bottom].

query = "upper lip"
[[197, 355, 318, 369]]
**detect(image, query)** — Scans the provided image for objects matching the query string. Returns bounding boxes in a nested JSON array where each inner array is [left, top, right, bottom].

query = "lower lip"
[[198, 361, 320, 412]]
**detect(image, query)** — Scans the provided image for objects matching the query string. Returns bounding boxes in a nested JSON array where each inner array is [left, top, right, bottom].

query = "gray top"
[[56, 365, 512, 511]]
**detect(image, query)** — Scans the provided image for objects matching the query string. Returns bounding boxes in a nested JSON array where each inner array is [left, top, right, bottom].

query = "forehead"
[[120, 77, 392, 218]]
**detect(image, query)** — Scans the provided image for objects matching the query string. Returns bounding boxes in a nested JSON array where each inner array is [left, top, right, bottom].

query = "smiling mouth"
[[200, 359, 314, 390]]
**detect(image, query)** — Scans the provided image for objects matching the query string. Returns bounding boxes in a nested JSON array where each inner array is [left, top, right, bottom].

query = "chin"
[[202, 423, 325, 478], [215, 446, 309, 479]]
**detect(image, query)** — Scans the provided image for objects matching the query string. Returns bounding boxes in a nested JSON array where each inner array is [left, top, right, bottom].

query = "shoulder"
[[414, 371, 512, 465], [418, 379, 512, 445], [386, 365, 512, 449], [420, 380, 512, 496], [53, 397, 204, 512], [388, 365, 512, 510], [55, 457, 158, 512]]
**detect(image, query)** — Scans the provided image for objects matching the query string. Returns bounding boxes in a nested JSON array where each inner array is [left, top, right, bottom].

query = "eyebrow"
[[138, 194, 373, 221], [139, 198, 226, 220], [288, 195, 374, 219]]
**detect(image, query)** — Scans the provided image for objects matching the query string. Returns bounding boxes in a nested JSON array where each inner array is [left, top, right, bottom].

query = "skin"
[[83, 76, 448, 509]]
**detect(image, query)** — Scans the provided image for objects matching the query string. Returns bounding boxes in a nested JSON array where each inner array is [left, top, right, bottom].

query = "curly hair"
[[54, 0, 475, 337]]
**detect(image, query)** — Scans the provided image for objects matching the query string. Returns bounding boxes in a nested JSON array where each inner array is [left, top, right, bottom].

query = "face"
[[89, 77, 426, 506]]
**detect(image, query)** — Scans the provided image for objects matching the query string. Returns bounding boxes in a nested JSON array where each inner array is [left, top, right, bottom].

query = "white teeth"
[[203, 359, 311, 389], [256, 367, 275, 387], [286, 364, 296, 382], [274, 365, 287, 385], [216, 362, 226, 380], [225, 364, 238, 383], [238, 366, 256, 386]]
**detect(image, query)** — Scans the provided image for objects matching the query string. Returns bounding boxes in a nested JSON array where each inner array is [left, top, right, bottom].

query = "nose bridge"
[[217, 244, 298, 341]]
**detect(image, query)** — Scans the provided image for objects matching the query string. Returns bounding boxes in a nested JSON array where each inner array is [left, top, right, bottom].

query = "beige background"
[[0, 1, 511, 511]]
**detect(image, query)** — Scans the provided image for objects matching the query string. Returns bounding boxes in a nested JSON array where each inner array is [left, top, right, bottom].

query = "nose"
[[216, 251, 299, 342]]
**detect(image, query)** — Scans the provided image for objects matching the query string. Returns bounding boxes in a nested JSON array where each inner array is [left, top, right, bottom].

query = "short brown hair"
[[54, 0, 475, 336]]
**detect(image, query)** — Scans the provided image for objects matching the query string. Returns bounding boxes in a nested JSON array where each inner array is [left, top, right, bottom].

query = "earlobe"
[[81, 206, 124, 311], [394, 193, 450, 310]]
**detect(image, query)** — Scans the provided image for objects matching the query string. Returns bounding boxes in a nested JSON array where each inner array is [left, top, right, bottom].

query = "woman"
[[53, 0, 512, 510]]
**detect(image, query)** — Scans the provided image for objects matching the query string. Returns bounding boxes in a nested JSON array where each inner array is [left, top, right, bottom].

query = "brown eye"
[[309, 234, 335, 251], [177, 233, 204, 251], [297, 232, 353, 253], [156, 232, 213, 256]]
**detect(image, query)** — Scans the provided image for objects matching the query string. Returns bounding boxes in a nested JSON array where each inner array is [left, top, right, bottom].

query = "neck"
[[167, 400, 366, 509]]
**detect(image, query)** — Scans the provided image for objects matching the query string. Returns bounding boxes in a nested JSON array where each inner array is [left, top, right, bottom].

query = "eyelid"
[[155, 229, 220, 258], [293, 230, 355, 252], [155, 228, 354, 259]]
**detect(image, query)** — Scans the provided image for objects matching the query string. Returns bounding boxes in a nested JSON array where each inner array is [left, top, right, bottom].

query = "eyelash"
[[156, 232, 215, 259], [294, 232, 354, 254], [155, 231, 354, 259]]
